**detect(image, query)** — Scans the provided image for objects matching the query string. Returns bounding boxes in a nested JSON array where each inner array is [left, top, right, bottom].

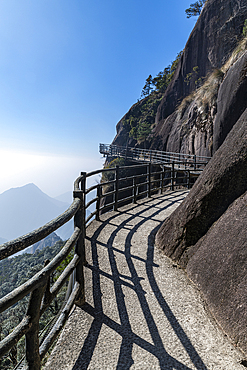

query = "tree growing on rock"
[[140, 75, 154, 98], [185, 0, 206, 18]]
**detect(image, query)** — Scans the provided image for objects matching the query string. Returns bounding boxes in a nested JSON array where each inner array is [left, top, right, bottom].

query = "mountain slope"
[[0, 183, 72, 241]]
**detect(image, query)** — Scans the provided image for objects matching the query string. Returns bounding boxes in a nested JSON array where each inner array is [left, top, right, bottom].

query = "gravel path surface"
[[44, 191, 245, 370]]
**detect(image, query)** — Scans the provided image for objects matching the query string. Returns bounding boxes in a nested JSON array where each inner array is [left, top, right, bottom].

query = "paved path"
[[44, 191, 244, 370]]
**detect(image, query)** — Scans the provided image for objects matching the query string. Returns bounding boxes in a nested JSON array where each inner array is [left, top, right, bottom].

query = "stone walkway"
[[44, 191, 244, 370]]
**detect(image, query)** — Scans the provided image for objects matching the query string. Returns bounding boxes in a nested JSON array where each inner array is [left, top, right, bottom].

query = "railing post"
[[161, 166, 165, 194], [25, 280, 47, 370], [125, 143, 128, 163], [171, 162, 175, 191], [96, 184, 102, 221], [74, 172, 86, 306], [43, 259, 51, 305], [194, 155, 197, 171], [187, 170, 191, 189], [133, 176, 137, 203], [148, 163, 151, 198], [114, 165, 119, 211]]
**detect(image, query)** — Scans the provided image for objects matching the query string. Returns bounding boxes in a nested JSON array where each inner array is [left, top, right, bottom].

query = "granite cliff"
[[112, 0, 247, 158], [110, 0, 247, 357]]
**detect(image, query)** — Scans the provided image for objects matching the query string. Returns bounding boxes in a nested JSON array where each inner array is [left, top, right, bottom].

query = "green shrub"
[[103, 157, 125, 182], [243, 19, 247, 37]]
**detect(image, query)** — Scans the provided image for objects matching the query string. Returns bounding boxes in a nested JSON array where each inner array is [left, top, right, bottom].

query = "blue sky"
[[0, 0, 196, 197]]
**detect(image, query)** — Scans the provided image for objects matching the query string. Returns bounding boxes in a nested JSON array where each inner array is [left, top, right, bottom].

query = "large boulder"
[[156, 108, 247, 354], [213, 50, 247, 151], [155, 108, 247, 267], [187, 191, 247, 353]]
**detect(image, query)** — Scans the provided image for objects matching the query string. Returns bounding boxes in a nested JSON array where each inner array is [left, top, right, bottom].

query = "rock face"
[[213, 50, 247, 152], [152, 0, 247, 156], [155, 0, 247, 124], [112, 0, 247, 157], [156, 109, 247, 266], [156, 109, 247, 353], [187, 191, 247, 353]]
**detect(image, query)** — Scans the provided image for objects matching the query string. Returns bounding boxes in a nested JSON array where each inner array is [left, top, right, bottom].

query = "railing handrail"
[[0, 199, 81, 261], [0, 160, 204, 369], [99, 143, 212, 165]]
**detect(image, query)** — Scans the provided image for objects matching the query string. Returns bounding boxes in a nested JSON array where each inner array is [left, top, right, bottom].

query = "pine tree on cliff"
[[185, 0, 206, 18], [141, 75, 153, 98]]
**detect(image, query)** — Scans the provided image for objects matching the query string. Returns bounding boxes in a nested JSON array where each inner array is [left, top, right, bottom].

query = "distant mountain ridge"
[[0, 183, 73, 242], [28, 232, 62, 254], [54, 191, 73, 204]]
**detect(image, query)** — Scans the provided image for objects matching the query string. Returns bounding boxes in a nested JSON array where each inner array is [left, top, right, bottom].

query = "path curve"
[[44, 191, 244, 370]]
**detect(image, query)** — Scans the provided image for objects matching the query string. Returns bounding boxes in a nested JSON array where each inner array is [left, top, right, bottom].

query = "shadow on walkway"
[[72, 192, 208, 370]]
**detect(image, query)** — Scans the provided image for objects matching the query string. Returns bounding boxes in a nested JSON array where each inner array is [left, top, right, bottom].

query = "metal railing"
[[99, 143, 211, 171], [0, 161, 203, 369]]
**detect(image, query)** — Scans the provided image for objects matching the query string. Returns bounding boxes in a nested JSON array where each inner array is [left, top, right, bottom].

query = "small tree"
[[141, 75, 154, 98], [185, 0, 206, 18]]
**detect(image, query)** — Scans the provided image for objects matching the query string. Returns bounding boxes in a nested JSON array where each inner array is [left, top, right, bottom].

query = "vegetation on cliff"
[[0, 241, 69, 370], [120, 52, 182, 146], [185, 0, 207, 18]]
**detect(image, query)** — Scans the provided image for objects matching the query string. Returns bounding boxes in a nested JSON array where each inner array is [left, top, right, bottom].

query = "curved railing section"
[[0, 159, 207, 369]]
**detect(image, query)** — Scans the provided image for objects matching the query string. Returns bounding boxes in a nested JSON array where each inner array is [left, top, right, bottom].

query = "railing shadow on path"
[[72, 192, 208, 370]]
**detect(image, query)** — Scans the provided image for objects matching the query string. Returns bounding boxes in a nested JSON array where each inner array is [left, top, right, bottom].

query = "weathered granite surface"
[[155, 109, 247, 354], [213, 50, 247, 152], [155, 0, 247, 125], [187, 191, 247, 354], [112, 0, 247, 157], [156, 108, 247, 267]]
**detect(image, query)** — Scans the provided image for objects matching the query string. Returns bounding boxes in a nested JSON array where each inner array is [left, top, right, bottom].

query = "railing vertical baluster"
[[43, 259, 51, 305], [96, 184, 102, 221], [74, 172, 86, 306], [171, 162, 175, 191], [187, 170, 191, 189], [25, 281, 47, 370], [161, 166, 165, 194], [133, 177, 137, 203], [148, 163, 151, 198], [194, 155, 197, 171], [114, 166, 119, 211]]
